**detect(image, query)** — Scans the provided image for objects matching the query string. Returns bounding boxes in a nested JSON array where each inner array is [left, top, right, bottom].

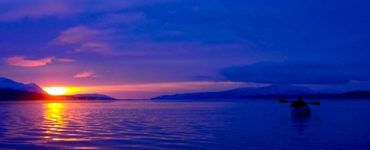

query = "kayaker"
[[290, 96, 308, 108]]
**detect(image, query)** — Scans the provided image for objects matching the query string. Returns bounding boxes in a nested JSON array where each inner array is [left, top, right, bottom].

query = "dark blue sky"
[[0, 0, 369, 98]]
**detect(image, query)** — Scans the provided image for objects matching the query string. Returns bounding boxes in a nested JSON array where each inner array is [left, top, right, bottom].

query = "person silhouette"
[[290, 96, 308, 108]]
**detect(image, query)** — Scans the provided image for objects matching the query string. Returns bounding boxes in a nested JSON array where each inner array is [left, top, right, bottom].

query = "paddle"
[[278, 99, 320, 106]]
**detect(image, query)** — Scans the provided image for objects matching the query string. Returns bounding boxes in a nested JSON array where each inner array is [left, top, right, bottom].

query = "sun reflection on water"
[[42, 102, 93, 144], [43, 103, 66, 139]]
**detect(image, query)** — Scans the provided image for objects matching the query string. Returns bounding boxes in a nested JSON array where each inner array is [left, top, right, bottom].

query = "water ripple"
[[0, 100, 369, 149]]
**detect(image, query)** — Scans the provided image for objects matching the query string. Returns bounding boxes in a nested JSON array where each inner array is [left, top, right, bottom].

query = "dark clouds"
[[221, 61, 370, 84]]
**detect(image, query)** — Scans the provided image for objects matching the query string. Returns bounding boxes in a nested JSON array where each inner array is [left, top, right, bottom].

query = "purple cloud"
[[5, 56, 74, 67], [5, 56, 55, 67], [56, 58, 75, 62], [53, 25, 117, 54], [74, 70, 97, 78]]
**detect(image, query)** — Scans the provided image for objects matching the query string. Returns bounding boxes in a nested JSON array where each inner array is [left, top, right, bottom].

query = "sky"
[[0, 0, 370, 99]]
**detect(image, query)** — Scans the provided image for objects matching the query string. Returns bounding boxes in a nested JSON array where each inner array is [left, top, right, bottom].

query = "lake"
[[0, 99, 369, 149]]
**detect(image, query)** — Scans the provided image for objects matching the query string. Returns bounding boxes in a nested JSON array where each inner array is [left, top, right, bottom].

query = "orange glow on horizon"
[[42, 81, 259, 98], [43, 86, 83, 95]]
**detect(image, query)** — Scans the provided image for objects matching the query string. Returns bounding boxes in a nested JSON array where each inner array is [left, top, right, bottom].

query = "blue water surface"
[[0, 99, 369, 149]]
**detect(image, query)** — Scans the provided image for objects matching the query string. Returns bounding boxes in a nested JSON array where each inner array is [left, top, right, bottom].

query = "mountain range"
[[0, 77, 115, 101], [152, 84, 370, 100], [1, 77, 370, 101]]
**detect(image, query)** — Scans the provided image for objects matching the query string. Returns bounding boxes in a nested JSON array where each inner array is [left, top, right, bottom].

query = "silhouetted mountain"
[[339, 91, 370, 98], [0, 77, 49, 100], [152, 85, 370, 100], [235, 84, 313, 96], [0, 77, 46, 94], [153, 84, 313, 100], [0, 88, 50, 100]]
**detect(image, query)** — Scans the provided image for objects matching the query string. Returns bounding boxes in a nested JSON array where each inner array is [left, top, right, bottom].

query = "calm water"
[[0, 99, 369, 150]]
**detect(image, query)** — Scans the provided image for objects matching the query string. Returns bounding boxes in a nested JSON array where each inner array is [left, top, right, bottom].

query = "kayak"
[[291, 106, 311, 117]]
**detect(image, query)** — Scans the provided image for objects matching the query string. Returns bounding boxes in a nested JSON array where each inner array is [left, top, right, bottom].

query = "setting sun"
[[43, 87, 68, 96]]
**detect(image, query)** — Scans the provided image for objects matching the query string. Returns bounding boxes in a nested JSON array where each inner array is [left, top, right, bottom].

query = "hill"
[[152, 85, 370, 100]]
